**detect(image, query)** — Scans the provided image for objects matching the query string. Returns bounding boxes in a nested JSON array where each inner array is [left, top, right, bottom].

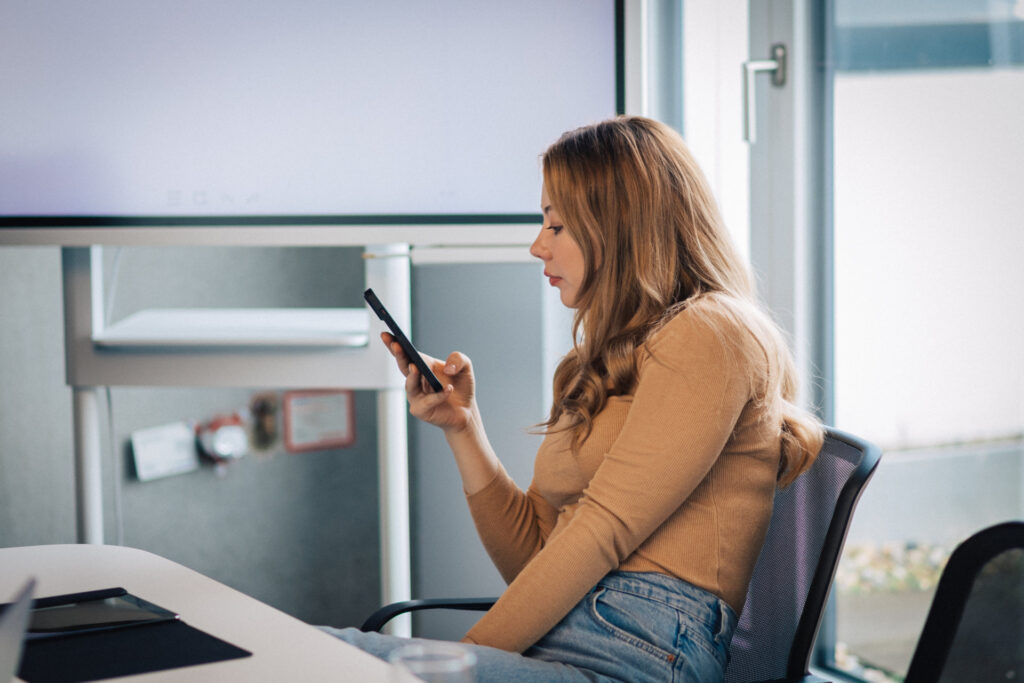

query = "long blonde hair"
[[541, 116, 822, 487]]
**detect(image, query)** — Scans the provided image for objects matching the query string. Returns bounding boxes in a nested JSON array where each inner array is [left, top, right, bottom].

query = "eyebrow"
[[542, 204, 552, 214]]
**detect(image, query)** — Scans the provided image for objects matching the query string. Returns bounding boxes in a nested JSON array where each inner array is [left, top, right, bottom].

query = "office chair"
[[362, 428, 882, 683], [903, 520, 1024, 683], [722, 428, 880, 683]]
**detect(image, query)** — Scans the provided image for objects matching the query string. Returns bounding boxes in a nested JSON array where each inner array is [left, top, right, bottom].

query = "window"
[[829, 1, 1024, 679]]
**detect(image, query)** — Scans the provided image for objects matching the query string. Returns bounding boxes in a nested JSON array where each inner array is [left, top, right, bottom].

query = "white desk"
[[0, 544, 394, 682]]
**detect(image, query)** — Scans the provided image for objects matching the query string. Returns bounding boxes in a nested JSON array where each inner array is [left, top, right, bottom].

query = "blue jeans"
[[323, 571, 737, 682]]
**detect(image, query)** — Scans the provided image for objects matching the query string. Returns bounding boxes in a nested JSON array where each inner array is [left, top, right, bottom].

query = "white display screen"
[[0, 0, 618, 223]]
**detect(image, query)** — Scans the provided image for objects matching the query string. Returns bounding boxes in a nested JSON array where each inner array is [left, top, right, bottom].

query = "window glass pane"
[[831, 1, 1024, 680]]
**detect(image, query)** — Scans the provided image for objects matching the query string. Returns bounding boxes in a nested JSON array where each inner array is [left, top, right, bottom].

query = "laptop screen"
[[0, 579, 36, 682]]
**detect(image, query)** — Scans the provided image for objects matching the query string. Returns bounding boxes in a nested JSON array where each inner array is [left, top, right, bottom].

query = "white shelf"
[[93, 308, 369, 348]]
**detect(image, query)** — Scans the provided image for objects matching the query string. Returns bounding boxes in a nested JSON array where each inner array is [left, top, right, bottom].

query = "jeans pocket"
[[671, 600, 729, 664], [588, 587, 679, 663]]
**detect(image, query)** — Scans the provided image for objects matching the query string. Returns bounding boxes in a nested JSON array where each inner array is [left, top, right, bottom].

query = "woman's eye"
[[548, 224, 563, 235]]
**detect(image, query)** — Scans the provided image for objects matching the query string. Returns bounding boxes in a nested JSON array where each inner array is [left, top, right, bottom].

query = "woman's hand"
[[380, 332, 478, 434], [381, 332, 501, 495]]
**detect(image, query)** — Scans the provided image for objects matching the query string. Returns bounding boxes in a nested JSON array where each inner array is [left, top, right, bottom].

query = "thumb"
[[443, 351, 472, 377]]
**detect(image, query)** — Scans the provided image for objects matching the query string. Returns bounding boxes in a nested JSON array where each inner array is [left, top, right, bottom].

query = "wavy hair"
[[541, 116, 822, 487]]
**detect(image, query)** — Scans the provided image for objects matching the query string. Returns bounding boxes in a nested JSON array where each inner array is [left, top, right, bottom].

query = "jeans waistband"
[[595, 571, 738, 633]]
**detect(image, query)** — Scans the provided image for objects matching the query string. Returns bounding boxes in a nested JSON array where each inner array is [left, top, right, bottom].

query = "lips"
[[544, 271, 562, 286]]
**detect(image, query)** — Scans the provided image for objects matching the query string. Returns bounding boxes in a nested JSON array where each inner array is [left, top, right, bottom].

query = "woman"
[[328, 116, 824, 682]]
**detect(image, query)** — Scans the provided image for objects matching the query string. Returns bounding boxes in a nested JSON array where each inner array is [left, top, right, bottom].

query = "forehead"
[[540, 185, 557, 215]]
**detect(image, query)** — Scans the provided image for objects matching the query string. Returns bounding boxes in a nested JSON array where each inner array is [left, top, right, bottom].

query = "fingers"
[[405, 364, 423, 394], [407, 364, 451, 393], [381, 332, 411, 375], [381, 332, 402, 357], [443, 351, 472, 377], [380, 332, 468, 402], [406, 366, 453, 417]]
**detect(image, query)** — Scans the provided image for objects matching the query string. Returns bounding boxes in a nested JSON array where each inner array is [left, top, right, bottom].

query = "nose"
[[529, 228, 548, 261]]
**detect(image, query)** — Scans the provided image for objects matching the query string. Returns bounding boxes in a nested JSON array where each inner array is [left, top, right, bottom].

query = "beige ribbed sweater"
[[462, 299, 784, 653]]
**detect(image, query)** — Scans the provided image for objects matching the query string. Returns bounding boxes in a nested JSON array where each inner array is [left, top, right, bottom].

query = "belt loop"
[[716, 602, 733, 647]]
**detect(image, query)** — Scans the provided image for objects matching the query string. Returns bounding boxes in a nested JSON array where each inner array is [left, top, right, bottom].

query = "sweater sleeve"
[[463, 307, 755, 652], [465, 471, 559, 584]]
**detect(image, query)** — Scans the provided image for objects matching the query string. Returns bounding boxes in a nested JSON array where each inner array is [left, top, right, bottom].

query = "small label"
[[131, 422, 200, 481], [283, 390, 355, 453]]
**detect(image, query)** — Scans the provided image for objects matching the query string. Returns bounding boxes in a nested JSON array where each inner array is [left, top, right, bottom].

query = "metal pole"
[[366, 244, 413, 637], [72, 386, 104, 543]]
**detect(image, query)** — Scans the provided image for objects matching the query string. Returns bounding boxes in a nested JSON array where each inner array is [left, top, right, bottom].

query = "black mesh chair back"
[[904, 521, 1024, 683], [724, 428, 881, 683]]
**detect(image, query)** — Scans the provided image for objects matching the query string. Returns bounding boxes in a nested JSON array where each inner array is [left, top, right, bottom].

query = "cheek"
[[569, 248, 587, 282]]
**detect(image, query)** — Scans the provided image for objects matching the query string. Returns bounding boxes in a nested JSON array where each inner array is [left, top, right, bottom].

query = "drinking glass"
[[388, 643, 476, 682]]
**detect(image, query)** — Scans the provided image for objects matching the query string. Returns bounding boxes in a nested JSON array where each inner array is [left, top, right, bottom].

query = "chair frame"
[[903, 520, 1024, 683], [771, 428, 881, 682], [361, 428, 882, 683]]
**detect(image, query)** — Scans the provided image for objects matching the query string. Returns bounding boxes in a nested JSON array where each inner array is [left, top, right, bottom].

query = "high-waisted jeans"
[[323, 571, 738, 682]]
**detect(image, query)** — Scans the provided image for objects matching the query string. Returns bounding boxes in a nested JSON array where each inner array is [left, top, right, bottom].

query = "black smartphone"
[[364, 288, 443, 392]]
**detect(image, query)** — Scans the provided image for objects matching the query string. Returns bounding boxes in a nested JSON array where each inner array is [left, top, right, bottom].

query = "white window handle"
[[742, 43, 787, 144]]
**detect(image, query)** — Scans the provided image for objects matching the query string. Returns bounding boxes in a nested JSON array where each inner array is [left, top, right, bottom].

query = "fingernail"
[[447, 363, 457, 373]]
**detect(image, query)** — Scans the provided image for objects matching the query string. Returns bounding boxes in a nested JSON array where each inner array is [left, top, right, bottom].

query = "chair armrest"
[[758, 674, 833, 683], [360, 597, 497, 633]]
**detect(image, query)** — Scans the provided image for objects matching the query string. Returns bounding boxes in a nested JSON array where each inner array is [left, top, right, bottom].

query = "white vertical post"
[[72, 386, 104, 544], [624, 0, 648, 116], [376, 389, 411, 637], [365, 244, 413, 637], [62, 247, 106, 544]]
